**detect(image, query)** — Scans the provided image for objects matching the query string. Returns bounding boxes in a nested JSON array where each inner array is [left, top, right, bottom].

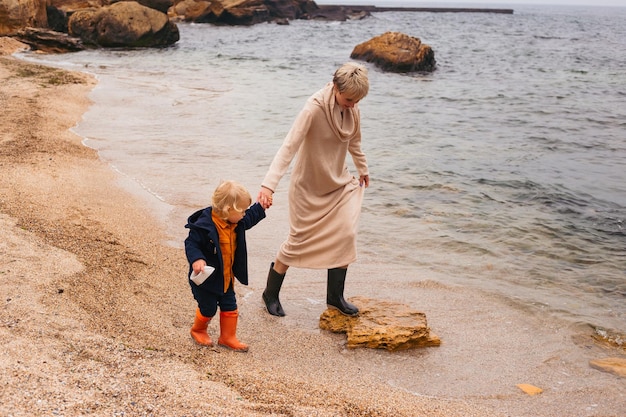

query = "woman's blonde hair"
[[333, 62, 369, 101], [211, 180, 252, 219]]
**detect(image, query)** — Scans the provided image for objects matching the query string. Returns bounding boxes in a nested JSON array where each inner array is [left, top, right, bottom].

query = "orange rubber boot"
[[217, 310, 248, 352], [190, 308, 213, 347]]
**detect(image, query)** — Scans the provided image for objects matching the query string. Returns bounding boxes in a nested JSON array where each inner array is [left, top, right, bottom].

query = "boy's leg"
[[190, 307, 214, 346], [190, 288, 218, 347], [217, 289, 248, 352]]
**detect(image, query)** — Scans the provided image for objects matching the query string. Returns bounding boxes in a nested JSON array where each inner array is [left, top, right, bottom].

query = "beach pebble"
[[516, 384, 543, 395]]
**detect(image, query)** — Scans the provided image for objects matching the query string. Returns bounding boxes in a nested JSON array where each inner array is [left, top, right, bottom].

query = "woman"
[[257, 62, 370, 317]]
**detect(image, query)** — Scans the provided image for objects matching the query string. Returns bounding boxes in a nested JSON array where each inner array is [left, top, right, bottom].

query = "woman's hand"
[[359, 174, 370, 188]]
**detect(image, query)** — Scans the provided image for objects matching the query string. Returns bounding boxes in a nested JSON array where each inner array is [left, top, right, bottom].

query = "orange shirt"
[[212, 211, 237, 293]]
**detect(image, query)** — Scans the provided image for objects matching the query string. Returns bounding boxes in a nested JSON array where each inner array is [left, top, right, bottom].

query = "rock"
[[46, 5, 69, 33], [169, 0, 211, 22], [14, 27, 85, 52], [319, 296, 441, 351], [68, 1, 179, 47], [306, 5, 370, 21], [350, 31, 436, 73], [48, 0, 108, 12], [116, 0, 174, 14], [0, 0, 48, 36], [589, 357, 626, 378], [169, 0, 275, 25], [45, 1, 109, 35], [516, 383, 543, 395], [168, 0, 341, 25]]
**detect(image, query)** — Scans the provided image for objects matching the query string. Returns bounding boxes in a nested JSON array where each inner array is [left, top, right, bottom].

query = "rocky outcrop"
[[0, 0, 48, 35], [305, 5, 369, 21], [48, 0, 171, 14], [351, 31, 436, 73], [14, 26, 85, 52], [168, 0, 323, 25], [319, 296, 441, 351], [68, 1, 179, 47]]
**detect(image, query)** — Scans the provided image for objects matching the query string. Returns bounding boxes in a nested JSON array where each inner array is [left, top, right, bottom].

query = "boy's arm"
[[239, 202, 267, 230], [184, 228, 206, 266]]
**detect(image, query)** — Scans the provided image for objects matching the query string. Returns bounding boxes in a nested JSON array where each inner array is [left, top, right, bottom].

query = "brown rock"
[[169, 0, 321, 25], [319, 296, 441, 351], [14, 27, 85, 52], [68, 1, 179, 47], [0, 0, 48, 35], [307, 5, 370, 21], [48, 0, 108, 12], [589, 357, 626, 378], [351, 31, 436, 73], [169, 0, 211, 22]]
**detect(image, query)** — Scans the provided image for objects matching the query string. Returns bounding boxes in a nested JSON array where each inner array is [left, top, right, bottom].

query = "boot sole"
[[190, 335, 214, 347], [327, 304, 359, 317], [218, 342, 249, 352]]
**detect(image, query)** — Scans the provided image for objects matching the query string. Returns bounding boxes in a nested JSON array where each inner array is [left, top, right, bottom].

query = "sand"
[[1, 37, 624, 417]]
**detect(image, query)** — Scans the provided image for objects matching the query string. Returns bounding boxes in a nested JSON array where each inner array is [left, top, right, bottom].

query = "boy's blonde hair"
[[212, 180, 252, 219], [333, 62, 369, 101]]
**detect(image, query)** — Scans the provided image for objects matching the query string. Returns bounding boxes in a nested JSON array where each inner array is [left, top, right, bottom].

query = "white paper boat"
[[189, 265, 215, 285]]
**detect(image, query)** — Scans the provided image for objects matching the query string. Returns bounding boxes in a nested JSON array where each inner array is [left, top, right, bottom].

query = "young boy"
[[184, 180, 271, 352]]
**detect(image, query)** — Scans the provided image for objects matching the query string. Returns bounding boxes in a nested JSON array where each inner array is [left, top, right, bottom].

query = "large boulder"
[[68, 1, 179, 47], [351, 31, 436, 73], [45, 0, 173, 35], [0, 0, 47, 35], [319, 296, 441, 351]]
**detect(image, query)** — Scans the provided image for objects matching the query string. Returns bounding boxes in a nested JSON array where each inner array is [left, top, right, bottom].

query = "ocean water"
[[20, 3, 626, 340]]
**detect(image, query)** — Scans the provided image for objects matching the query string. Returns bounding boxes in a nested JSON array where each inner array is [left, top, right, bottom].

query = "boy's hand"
[[192, 259, 207, 275]]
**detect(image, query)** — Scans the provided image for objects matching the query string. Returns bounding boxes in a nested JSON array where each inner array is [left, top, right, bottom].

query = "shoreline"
[[1, 39, 624, 416]]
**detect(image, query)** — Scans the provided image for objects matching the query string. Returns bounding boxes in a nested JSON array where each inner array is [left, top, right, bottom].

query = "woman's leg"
[[327, 266, 358, 316], [262, 259, 288, 316]]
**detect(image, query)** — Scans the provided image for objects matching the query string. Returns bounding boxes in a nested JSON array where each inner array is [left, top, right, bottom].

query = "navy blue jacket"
[[184, 202, 266, 295]]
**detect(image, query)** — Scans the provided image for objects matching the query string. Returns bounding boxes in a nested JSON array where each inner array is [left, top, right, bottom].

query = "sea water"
[[19, 3, 626, 340]]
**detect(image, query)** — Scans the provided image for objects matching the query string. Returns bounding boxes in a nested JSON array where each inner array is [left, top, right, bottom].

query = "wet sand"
[[1, 37, 624, 416]]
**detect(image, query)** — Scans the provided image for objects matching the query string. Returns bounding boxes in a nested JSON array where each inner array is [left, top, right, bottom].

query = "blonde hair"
[[211, 180, 252, 219], [333, 62, 369, 101]]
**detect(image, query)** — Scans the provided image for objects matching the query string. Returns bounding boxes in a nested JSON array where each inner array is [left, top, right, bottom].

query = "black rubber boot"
[[262, 263, 286, 317], [326, 268, 359, 316]]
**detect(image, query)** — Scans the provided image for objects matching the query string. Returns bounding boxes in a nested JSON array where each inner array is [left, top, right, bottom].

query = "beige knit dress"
[[262, 82, 369, 269]]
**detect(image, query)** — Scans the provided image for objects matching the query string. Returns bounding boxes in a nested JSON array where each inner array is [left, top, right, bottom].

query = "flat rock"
[[589, 357, 626, 378], [319, 296, 441, 351]]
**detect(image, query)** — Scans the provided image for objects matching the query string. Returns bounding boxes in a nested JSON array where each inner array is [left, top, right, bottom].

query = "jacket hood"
[[185, 207, 214, 231]]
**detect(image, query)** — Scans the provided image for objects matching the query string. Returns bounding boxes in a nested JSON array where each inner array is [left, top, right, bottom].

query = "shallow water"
[[20, 4, 626, 339]]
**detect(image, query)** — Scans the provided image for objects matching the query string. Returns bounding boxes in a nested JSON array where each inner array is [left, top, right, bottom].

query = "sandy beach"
[[1, 37, 624, 417]]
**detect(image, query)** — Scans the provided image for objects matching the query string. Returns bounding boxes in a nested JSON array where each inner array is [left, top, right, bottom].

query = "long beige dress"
[[262, 82, 369, 269]]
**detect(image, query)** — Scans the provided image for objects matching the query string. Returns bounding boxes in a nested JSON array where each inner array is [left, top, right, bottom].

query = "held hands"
[[257, 186, 273, 210]]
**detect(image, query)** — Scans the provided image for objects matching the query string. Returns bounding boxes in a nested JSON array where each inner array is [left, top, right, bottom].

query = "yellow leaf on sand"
[[516, 383, 543, 395]]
